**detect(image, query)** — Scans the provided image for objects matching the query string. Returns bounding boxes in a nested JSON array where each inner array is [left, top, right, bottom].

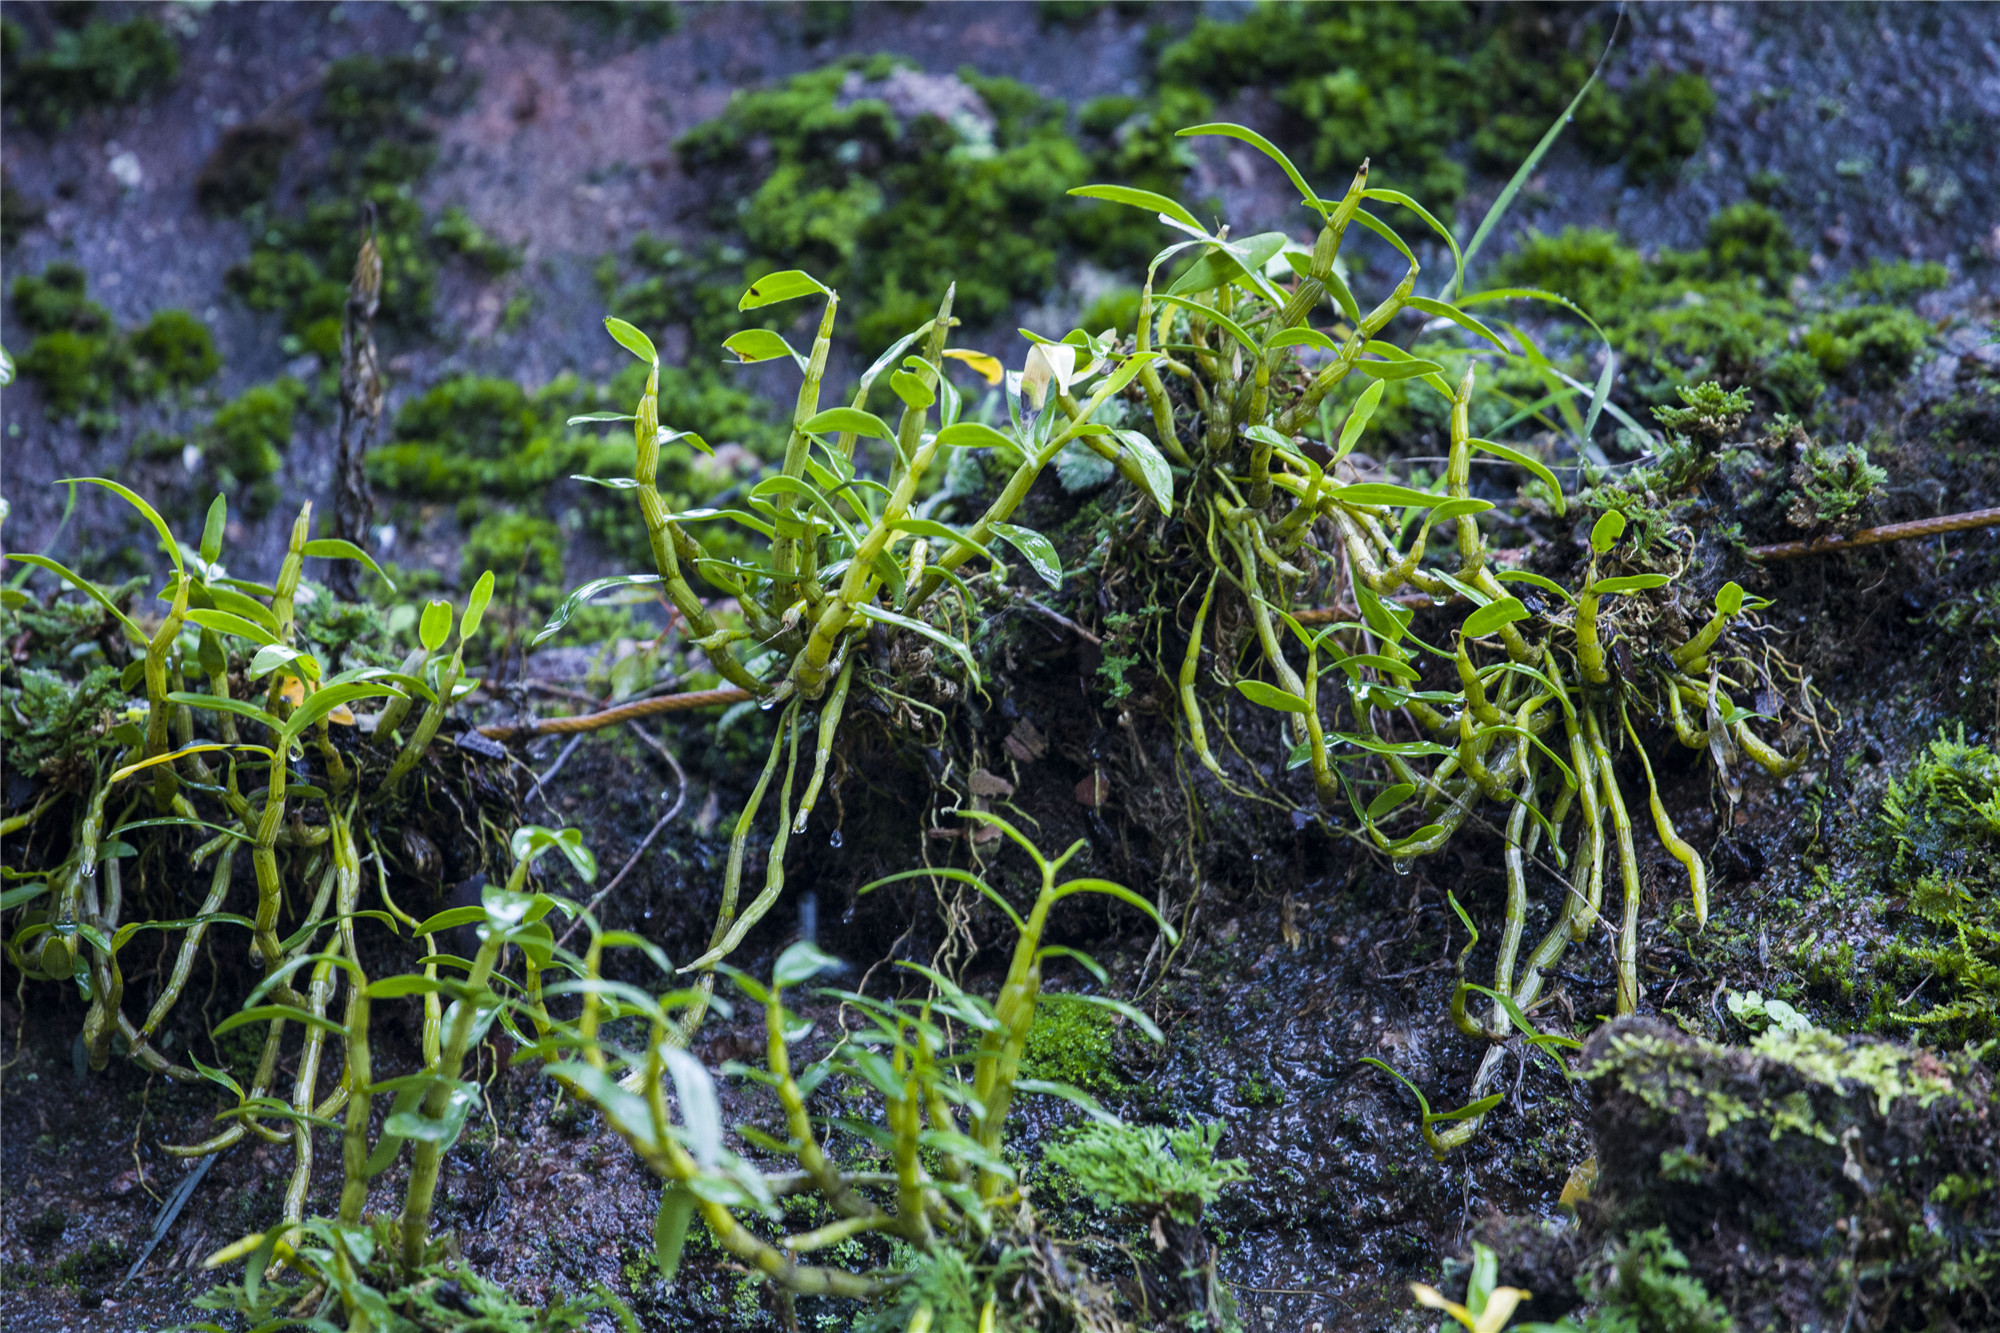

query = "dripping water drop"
[[829, 829, 844, 849]]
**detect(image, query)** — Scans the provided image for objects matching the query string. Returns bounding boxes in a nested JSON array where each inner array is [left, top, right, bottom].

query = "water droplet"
[[1392, 858, 1412, 877], [758, 695, 778, 711], [829, 829, 844, 849]]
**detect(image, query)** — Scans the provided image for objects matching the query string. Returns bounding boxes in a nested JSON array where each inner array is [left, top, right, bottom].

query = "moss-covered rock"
[[1580, 1016, 1999, 1331], [205, 377, 307, 516]]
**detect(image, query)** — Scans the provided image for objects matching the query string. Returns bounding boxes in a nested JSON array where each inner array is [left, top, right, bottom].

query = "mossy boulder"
[[1580, 1016, 2000, 1331]]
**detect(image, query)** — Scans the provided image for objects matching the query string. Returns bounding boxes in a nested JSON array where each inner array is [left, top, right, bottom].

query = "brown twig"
[[1747, 506, 2000, 562], [477, 686, 756, 740]]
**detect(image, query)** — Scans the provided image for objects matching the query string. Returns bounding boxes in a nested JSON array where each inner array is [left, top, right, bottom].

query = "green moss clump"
[[1801, 303, 1932, 387], [1567, 1228, 1732, 1333], [1020, 994, 1126, 1096], [130, 308, 221, 390], [1044, 1121, 1249, 1224], [669, 55, 1189, 350], [1155, 4, 1715, 212], [1, 16, 179, 131], [463, 510, 564, 599], [1490, 204, 1935, 412], [11, 262, 110, 335], [1784, 436, 1885, 530], [205, 378, 306, 517], [432, 206, 521, 276], [1869, 731, 2000, 1041], [1840, 257, 1951, 302], [11, 265, 221, 421]]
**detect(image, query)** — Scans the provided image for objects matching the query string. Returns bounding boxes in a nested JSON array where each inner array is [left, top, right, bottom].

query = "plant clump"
[[1155, 3, 1714, 210], [10, 262, 220, 426], [0, 13, 179, 131]]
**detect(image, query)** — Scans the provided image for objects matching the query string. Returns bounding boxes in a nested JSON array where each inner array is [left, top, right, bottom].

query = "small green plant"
[[1045, 1120, 1247, 1225], [2, 15, 179, 131], [539, 811, 1174, 1323]]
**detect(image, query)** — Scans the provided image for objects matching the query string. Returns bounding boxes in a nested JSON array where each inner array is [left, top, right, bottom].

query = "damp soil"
[[5, 4, 2000, 1332]]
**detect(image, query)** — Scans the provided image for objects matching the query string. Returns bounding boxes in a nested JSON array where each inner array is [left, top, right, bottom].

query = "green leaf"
[[301, 539, 395, 591], [1466, 439, 1566, 516], [1066, 184, 1203, 234], [1, 882, 49, 911], [1111, 429, 1175, 514], [662, 1047, 722, 1166], [773, 941, 840, 989], [1235, 679, 1311, 714], [802, 407, 894, 440], [211, 1004, 347, 1039], [654, 1184, 695, 1284], [533, 574, 664, 647], [721, 328, 802, 367], [1156, 295, 1259, 356], [1329, 482, 1445, 509], [199, 495, 227, 567], [1591, 573, 1672, 595], [249, 643, 319, 682], [1457, 29, 1611, 295], [286, 682, 405, 740], [461, 570, 496, 642], [1264, 326, 1340, 355], [737, 269, 829, 310], [1094, 349, 1162, 399], [1355, 357, 1446, 382], [1164, 232, 1288, 300], [936, 421, 1017, 452], [1331, 732, 1453, 758], [991, 522, 1061, 589], [419, 599, 453, 652], [1589, 510, 1628, 554], [60, 477, 183, 576], [1428, 498, 1494, 523], [1494, 569, 1576, 604], [567, 411, 636, 424], [1366, 783, 1417, 821], [1178, 123, 1326, 219], [184, 608, 277, 646], [1335, 379, 1388, 461], [411, 905, 486, 937], [166, 691, 285, 733], [1403, 296, 1510, 353], [603, 317, 657, 364], [1716, 581, 1745, 616], [889, 369, 935, 409], [5, 554, 145, 642], [1462, 597, 1529, 638]]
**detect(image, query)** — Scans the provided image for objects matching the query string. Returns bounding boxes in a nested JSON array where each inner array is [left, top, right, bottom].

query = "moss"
[[671, 56, 1184, 350], [205, 378, 307, 517], [463, 510, 564, 599], [1583, 1017, 1996, 1329], [1801, 303, 1932, 387], [1020, 993, 1126, 1096], [1572, 1228, 1732, 1333], [1840, 257, 1951, 302], [1490, 203, 1934, 414], [1, 15, 179, 131], [433, 206, 521, 276], [1155, 4, 1714, 213], [1784, 436, 1885, 530], [11, 261, 111, 335], [130, 308, 221, 390]]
